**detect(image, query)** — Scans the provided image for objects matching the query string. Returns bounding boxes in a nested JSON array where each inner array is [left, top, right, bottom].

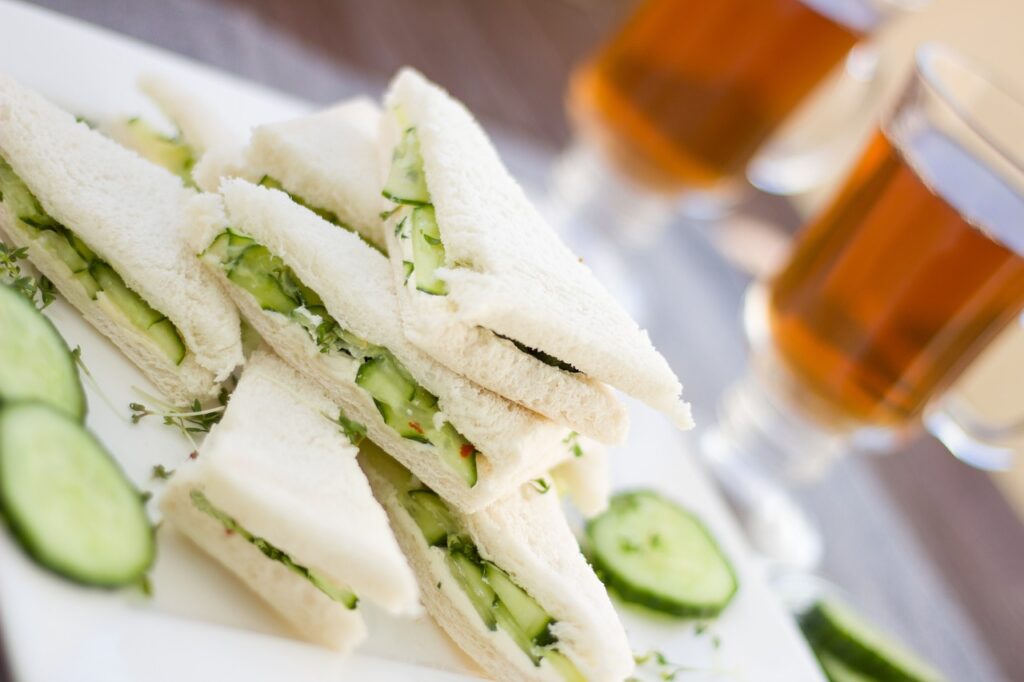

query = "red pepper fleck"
[[460, 443, 474, 458], [225, 528, 234, 536], [188, 451, 198, 460], [408, 422, 424, 434]]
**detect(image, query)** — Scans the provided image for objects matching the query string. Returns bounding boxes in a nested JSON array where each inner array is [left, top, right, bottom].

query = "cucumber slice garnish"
[[0, 285, 85, 419], [410, 206, 447, 295], [120, 118, 195, 187], [0, 402, 154, 586], [587, 490, 738, 617], [382, 126, 430, 206], [484, 562, 554, 644], [801, 600, 944, 682], [403, 488, 459, 547], [356, 353, 417, 405], [493, 602, 540, 664], [0, 156, 56, 232], [92, 262, 186, 365]]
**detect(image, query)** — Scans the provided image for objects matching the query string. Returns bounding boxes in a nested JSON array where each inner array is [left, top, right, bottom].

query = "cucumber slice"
[[0, 285, 85, 419], [147, 318, 187, 366], [494, 601, 540, 664], [226, 245, 296, 314], [586, 490, 737, 617], [258, 176, 343, 227], [203, 229, 254, 266], [801, 600, 944, 682], [91, 263, 187, 365], [446, 548, 497, 630], [432, 421, 478, 488], [376, 401, 429, 442], [360, 442, 417, 491], [68, 233, 97, 262], [817, 651, 875, 682], [543, 650, 586, 682], [403, 488, 459, 547], [91, 262, 164, 328], [0, 157, 56, 231], [411, 206, 448, 295], [356, 353, 417, 406], [121, 118, 195, 187], [34, 230, 89, 273], [73, 270, 100, 300], [484, 562, 553, 644], [0, 403, 154, 586], [382, 126, 430, 206]]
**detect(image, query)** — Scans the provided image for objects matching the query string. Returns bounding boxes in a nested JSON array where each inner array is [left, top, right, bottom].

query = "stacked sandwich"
[[0, 68, 692, 681]]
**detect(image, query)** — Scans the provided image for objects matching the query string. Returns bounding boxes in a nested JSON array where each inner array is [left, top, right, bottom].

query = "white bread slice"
[[231, 98, 390, 249], [135, 73, 242, 157], [551, 438, 611, 519], [360, 447, 634, 682], [379, 68, 692, 438], [160, 349, 421, 650], [187, 179, 576, 512], [0, 73, 242, 402]]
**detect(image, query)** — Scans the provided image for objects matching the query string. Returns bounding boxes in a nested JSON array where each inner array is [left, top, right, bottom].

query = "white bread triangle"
[[551, 438, 611, 519], [0, 73, 242, 402], [361, 447, 634, 682], [135, 73, 242, 157], [232, 98, 390, 249], [188, 179, 576, 512], [160, 349, 421, 649], [379, 68, 692, 435]]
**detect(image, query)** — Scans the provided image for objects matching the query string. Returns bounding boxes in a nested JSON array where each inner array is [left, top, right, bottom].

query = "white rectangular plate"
[[0, 2, 824, 680]]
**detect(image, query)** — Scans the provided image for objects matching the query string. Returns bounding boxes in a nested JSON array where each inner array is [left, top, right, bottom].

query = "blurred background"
[[26, 0, 1024, 679]]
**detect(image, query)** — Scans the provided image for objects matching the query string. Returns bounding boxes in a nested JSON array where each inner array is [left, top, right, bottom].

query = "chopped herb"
[[436, 581, 442, 590], [495, 333, 580, 373], [139, 490, 153, 504], [530, 478, 551, 494], [336, 409, 367, 446], [379, 206, 400, 221], [151, 464, 174, 480], [620, 538, 640, 553], [711, 635, 721, 649], [694, 622, 709, 636], [0, 242, 54, 309], [562, 431, 584, 458], [129, 393, 225, 444], [136, 573, 153, 597]]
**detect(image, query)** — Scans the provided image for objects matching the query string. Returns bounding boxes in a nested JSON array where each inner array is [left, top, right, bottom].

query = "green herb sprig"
[[1, 242, 55, 309]]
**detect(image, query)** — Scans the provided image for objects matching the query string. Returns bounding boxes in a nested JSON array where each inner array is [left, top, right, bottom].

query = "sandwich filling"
[[190, 489, 358, 608], [201, 227, 480, 486], [0, 157, 187, 365], [381, 116, 580, 375], [366, 448, 585, 682], [256, 176, 385, 254], [112, 117, 196, 188]]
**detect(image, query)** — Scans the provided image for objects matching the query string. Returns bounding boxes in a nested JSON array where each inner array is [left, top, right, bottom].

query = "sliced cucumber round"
[[0, 284, 85, 419], [817, 651, 876, 682], [0, 402, 154, 586], [586, 490, 737, 617], [801, 600, 944, 682]]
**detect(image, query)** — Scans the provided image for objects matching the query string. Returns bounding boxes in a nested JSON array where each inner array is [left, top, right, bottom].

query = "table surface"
[[13, 1, 1024, 680]]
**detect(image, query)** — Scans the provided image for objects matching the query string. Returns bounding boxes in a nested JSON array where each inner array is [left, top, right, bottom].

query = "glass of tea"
[[559, 0, 921, 222], [701, 45, 1024, 569]]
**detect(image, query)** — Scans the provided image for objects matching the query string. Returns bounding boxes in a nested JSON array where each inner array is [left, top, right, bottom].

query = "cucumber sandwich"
[[189, 179, 576, 512], [360, 445, 634, 682], [161, 350, 419, 651], [105, 73, 242, 189], [377, 69, 692, 445], [0, 74, 243, 402]]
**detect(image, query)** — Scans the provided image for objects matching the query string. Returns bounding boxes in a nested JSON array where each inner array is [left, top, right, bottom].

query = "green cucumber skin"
[[0, 285, 86, 420], [801, 603, 943, 682], [586, 490, 738, 619], [0, 402, 154, 587]]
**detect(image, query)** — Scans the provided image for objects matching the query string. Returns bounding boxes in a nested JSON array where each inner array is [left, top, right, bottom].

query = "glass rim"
[[915, 43, 1024, 174]]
